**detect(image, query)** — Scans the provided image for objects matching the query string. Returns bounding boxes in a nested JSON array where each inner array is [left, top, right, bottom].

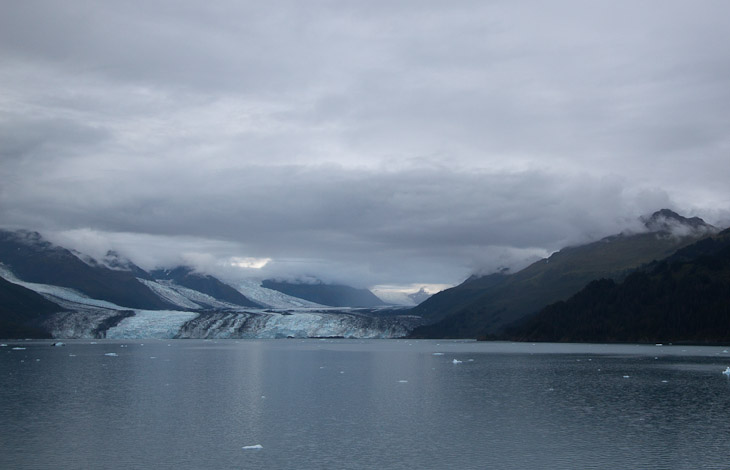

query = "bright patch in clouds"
[[229, 257, 271, 269]]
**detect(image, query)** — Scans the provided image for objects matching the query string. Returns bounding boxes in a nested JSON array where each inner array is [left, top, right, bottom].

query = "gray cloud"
[[1, 1, 729, 288]]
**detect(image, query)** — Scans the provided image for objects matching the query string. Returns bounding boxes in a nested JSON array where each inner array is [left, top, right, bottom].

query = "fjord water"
[[2, 340, 730, 470]]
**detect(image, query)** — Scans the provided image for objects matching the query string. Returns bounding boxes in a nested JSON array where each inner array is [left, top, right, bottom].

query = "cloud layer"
[[1, 1, 729, 288]]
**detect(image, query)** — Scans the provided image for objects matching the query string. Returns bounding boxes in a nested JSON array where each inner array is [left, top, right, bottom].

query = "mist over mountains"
[[0, 209, 728, 342]]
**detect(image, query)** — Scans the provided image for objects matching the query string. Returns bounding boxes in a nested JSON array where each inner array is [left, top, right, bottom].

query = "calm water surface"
[[2, 339, 730, 469]]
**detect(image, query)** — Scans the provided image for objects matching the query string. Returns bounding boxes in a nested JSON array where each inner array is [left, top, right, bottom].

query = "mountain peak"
[[641, 209, 715, 236]]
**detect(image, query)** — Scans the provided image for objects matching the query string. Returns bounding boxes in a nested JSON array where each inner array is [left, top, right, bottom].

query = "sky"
[[1, 1, 729, 292]]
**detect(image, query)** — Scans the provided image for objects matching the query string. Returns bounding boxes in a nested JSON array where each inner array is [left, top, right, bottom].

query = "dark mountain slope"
[[510, 228, 730, 343], [261, 279, 386, 308], [0, 277, 64, 338], [151, 266, 261, 308], [410, 210, 716, 338], [0, 230, 174, 310]]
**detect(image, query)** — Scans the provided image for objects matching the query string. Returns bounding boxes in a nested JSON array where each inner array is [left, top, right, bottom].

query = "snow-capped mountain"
[[0, 230, 419, 339]]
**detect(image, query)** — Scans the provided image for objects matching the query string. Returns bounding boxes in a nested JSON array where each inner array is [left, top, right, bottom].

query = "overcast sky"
[[1, 1, 729, 290]]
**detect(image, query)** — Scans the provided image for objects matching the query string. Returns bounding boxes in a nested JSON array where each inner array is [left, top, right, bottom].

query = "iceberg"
[[242, 445, 263, 450], [722, 367, 730, 376], [452, 359, 462, 364]]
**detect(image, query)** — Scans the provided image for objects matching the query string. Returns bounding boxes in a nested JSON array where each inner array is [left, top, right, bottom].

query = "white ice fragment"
[[69, 354, 76, 357], [90, 342, 97, 344], [35, 359, 40, 362], [655, 343, 663, 346], [467, 359, 475, 362], [432, 352, 444, 356], [52, 342, 65, 347], [661, 380, 668, 383], [722, 367, 730, 376], [150, 356, 156, 359], [242, 445, 263, 450], [340, 371, 345, 374], [12, 347, 26, 350], [398, 380, 408, 383], [723, 350, 729, 353], [104, 352, 118, 357], [623, 375, 630, 378], [0, 344, 7, 347], [452, 359, 462, 364]]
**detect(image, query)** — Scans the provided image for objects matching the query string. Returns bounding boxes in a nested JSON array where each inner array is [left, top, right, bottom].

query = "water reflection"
[[1, 340, 730, 469]]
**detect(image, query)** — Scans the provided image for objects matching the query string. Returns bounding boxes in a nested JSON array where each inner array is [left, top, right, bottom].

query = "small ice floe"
[[12, 347, 26, 350], [623, 375, 630, 378], [339, 371, 345, 374], [723, 350, 729, 354], [120, 344, 128, 348], [432, 353, 444, 356], [1, 343, 8, 347], [35, 359, 40, 362], [52, 342, 65, 347], [661, 380, 668, 383], [398, 380, 408, 383], [655, 343, 663, 346], [467, 359, 475, 362], [149, 356, 156, 359], [452, 359, 462, 364], [104, 352, 118, 357], [68, 354, 76, 357], [722, 367, 730, 376], [90, 342, 97, 345], [242, 444, 263, 450]]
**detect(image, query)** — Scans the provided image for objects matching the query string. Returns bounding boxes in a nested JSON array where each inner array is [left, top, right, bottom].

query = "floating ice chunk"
[[467, 359, 475, 362], [432, 352, 444, 356], [722, 367, 730, 376], [723, 350, 729, 354], [12, 347, 26, 350], [52, 342, 65, 347], [398, 380, 408, 383], [104, 352, 118, 357], [655, 343, 663, 346], [69, 354, 76, 357], [623, 375, 630, 378], [0, 344, 7, 347], [452, 359, 462, 364], [340, 371, 345, 374], [90, 342, 97, 345], [661, 380, 668, 383], [35, 359, 40, 362], [242, 444, 263, 450]]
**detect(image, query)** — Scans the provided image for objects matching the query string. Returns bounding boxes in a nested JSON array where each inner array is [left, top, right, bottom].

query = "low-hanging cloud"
[[1, 1, 729, 288]]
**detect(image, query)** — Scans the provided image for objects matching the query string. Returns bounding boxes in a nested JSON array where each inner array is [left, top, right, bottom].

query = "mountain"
[[261, 279, 387, 307], [409, 210, 717, 339], [0, 276, 64, 338], [408, 288, 432, 305], [0, 230, 175, 310], [509, 227, 730, 343], [150, 266, 262, 308]]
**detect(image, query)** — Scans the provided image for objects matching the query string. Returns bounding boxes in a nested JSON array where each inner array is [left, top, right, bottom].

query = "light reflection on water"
[[1, 340, 730, 469]]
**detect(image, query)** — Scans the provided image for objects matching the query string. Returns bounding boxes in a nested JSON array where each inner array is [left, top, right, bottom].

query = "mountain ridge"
[[409, 210, 718, 339]]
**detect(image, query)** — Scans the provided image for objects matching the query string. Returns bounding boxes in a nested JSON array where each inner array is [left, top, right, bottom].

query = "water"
[[2, 339, 730, 469]]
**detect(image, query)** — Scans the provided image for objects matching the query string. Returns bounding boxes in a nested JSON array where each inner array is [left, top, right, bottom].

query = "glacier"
[[1, 263, 421, 339], [175, 310, 422, 339]]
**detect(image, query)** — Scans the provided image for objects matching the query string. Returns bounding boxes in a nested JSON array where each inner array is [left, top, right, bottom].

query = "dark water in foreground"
[[2, 339, 730, 469]]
